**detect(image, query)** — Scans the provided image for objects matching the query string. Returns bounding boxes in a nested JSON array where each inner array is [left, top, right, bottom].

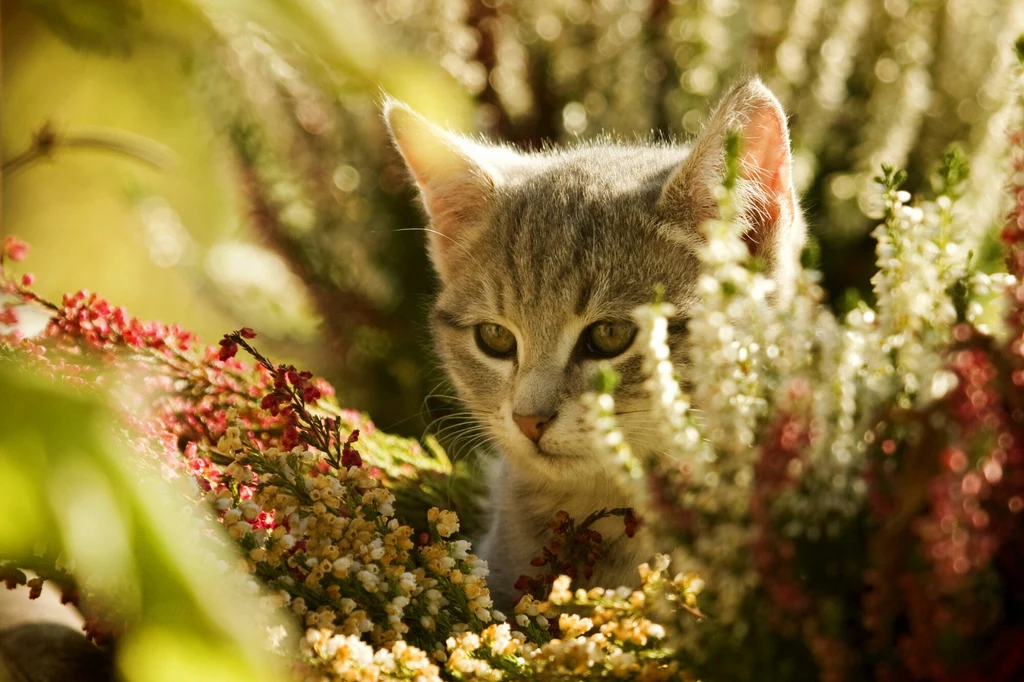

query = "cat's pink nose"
[[513, 413, 555, 444]]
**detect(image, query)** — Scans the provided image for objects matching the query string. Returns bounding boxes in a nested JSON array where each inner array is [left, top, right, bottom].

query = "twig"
[[2, 123, 174, 175]]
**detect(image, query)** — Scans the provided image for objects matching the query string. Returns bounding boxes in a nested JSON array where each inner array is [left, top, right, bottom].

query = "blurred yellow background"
[[3, 1, 240, 341]]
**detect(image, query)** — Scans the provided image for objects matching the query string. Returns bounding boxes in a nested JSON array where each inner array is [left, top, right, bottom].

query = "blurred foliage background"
[[3, 0, 1022, 439], [0, 368, 290, 682]]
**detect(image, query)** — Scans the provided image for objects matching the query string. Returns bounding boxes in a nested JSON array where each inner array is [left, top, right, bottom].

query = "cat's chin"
[[502, 442, 599, 483], [533, 445, 582, 460], [508, 439, 584, 462]]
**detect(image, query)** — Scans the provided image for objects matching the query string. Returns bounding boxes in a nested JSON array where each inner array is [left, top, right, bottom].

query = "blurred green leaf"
[[180, 0, 473, 124], [0, 368, 287, 682], [21, 0, 144, 55]]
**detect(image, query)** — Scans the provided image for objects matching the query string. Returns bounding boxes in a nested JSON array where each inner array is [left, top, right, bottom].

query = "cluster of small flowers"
[[302, 628, 442, 681], [634, 302, 708, 472], [580, 361, 646, 501], [855, 317, 1024, 682], [687, 200, 776, 453], [1, 235, 199, 398], [443, 555, 700, 681], [654, 78, 1024, 679], [197, 396, 507, 667], [867, 158, 973, 407]]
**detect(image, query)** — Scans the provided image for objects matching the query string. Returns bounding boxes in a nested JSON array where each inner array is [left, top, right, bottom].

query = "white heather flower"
[[451, 540, 471, 560], [227, 521, 252, 540], [356, 569, 379, 592], [549, 575, 572, 604], [239, 501, 261, 521], [399, 571, 417, 592], [331, 557, 352, 578]]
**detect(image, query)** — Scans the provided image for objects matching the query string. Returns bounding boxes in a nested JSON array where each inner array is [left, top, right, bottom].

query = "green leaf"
[[931, 144, 970, 199], [590, 362, 621, 394], [0, 368, 287, 682]]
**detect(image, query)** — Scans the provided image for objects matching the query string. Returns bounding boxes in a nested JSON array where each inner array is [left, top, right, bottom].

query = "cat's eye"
[[584, 321, 637, 358], [475, 323, 517, 358]]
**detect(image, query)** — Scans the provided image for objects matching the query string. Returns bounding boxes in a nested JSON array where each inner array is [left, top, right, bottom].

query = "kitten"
[[385, 78, 805, 608]]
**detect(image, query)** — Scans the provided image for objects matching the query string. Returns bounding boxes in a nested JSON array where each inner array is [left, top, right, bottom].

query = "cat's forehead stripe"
[[574, 279, 593, 316]]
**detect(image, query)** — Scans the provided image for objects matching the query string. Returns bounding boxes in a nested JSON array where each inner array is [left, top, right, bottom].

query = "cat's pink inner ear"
[[385, 102, 495, 277], [738, 100, 795, 252]]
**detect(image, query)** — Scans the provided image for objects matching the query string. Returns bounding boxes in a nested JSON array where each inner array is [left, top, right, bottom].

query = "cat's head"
[[386, 79, 804, 483]]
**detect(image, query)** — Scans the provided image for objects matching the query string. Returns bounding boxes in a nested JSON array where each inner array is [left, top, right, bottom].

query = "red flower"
[[342, 443, 362, 469], [513, 575, 533, 594], [624, 509, 641, 538], [218, 338, 238, 361], [3, 236, 29, 262], [239, 327, 257, 339]]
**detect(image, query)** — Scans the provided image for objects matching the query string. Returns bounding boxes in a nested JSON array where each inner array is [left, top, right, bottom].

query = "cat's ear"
[[658, 78, 802, 270], [385, 100, 515, 281]]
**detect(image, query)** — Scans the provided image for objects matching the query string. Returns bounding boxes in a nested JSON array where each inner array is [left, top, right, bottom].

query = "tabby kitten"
[[386, 78, 805, 607]]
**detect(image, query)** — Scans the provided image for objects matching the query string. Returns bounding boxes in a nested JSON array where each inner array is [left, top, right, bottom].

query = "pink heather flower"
[[0, 306, 17, 326], [3, 236, 29, 262], [239, 327, 257, 339], [20, 273, 34, 287]]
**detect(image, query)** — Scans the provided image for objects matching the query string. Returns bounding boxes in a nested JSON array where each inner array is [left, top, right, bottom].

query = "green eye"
[[585, 321, 637, 358], [475, 323, 517, 358]]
